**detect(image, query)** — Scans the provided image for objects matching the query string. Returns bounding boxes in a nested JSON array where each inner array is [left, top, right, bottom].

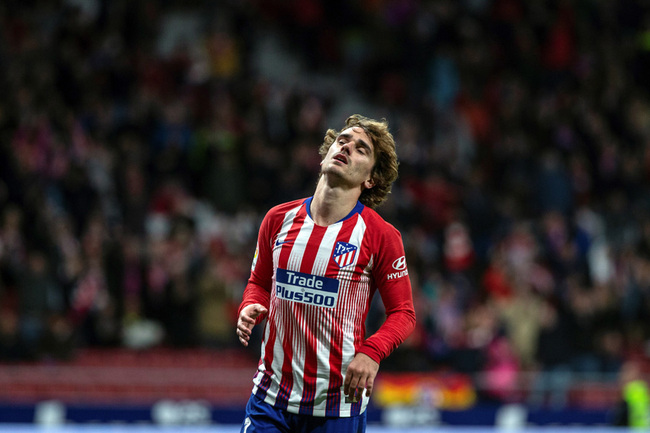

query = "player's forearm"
[[238, 282, 271, 322], [357, 307, 416, 363]]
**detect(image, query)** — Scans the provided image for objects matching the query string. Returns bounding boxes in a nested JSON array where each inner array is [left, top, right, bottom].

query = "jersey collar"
[[304, 197, 364, 224]]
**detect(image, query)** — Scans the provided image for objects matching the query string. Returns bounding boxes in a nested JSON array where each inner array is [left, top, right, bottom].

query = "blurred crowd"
[[1, 0, 650, 406]]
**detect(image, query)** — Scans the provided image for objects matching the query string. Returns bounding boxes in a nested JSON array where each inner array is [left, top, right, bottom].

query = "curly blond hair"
[[319, 114, 399, 209]]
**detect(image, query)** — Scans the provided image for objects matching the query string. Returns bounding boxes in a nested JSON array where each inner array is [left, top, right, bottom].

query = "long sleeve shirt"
[[239, 197, 416, 417]]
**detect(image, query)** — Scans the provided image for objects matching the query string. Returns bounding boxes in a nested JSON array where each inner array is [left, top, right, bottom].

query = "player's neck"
[[311, 179, 361, 226]]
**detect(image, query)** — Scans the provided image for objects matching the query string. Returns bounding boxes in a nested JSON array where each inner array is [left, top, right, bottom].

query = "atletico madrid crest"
[[332, 241, 358, 268]]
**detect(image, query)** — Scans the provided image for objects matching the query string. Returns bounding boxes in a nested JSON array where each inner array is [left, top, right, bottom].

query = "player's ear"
[[363, 178, 375, 189]]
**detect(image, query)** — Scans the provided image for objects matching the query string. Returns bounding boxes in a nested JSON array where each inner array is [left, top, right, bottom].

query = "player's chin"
[[322, 166, 349, 181]]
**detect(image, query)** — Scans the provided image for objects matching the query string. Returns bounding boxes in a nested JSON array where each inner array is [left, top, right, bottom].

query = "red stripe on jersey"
[[259, 310, 277, 398], [353, 234, 374, 351]]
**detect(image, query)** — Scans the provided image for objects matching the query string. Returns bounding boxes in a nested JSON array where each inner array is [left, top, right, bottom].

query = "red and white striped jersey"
[[239, 197, 416, 417]]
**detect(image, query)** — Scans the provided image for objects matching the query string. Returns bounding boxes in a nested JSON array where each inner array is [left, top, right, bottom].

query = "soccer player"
[[236, 114, 416, 433]]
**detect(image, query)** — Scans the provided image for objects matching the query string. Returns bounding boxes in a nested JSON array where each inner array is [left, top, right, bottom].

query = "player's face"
[[321, 126, 375, 190]]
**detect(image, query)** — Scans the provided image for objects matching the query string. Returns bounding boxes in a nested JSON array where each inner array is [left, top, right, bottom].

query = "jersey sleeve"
[[237, 209, 275, 323], [357, 224, 416, 363]]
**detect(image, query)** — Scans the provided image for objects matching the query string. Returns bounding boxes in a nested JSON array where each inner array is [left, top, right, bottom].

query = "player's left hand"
[[343, 352, 379, 403]]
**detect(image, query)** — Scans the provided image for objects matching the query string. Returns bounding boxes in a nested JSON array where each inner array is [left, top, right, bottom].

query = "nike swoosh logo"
[[275, 239, 291, 247]]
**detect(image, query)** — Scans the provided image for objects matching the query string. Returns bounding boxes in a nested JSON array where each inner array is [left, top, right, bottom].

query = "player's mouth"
[[333, 153, 348, 164]]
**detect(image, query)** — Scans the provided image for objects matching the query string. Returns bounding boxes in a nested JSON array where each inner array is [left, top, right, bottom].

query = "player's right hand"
[[237, 304, 268, 347]]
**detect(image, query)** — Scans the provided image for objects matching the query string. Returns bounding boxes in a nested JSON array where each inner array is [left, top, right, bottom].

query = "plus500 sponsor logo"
[[386, 256, 409, 280], [275, 268, 339, 308]]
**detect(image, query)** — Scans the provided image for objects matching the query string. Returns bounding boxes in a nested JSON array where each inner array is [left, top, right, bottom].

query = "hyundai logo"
[[392, 256, 407, 270]]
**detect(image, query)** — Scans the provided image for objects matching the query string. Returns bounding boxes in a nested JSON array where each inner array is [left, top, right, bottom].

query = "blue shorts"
[[240, 394, 367, 433]]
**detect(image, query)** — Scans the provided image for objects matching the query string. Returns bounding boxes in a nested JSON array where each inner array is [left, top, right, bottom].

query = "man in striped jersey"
[[236, 114, 416, 432]]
